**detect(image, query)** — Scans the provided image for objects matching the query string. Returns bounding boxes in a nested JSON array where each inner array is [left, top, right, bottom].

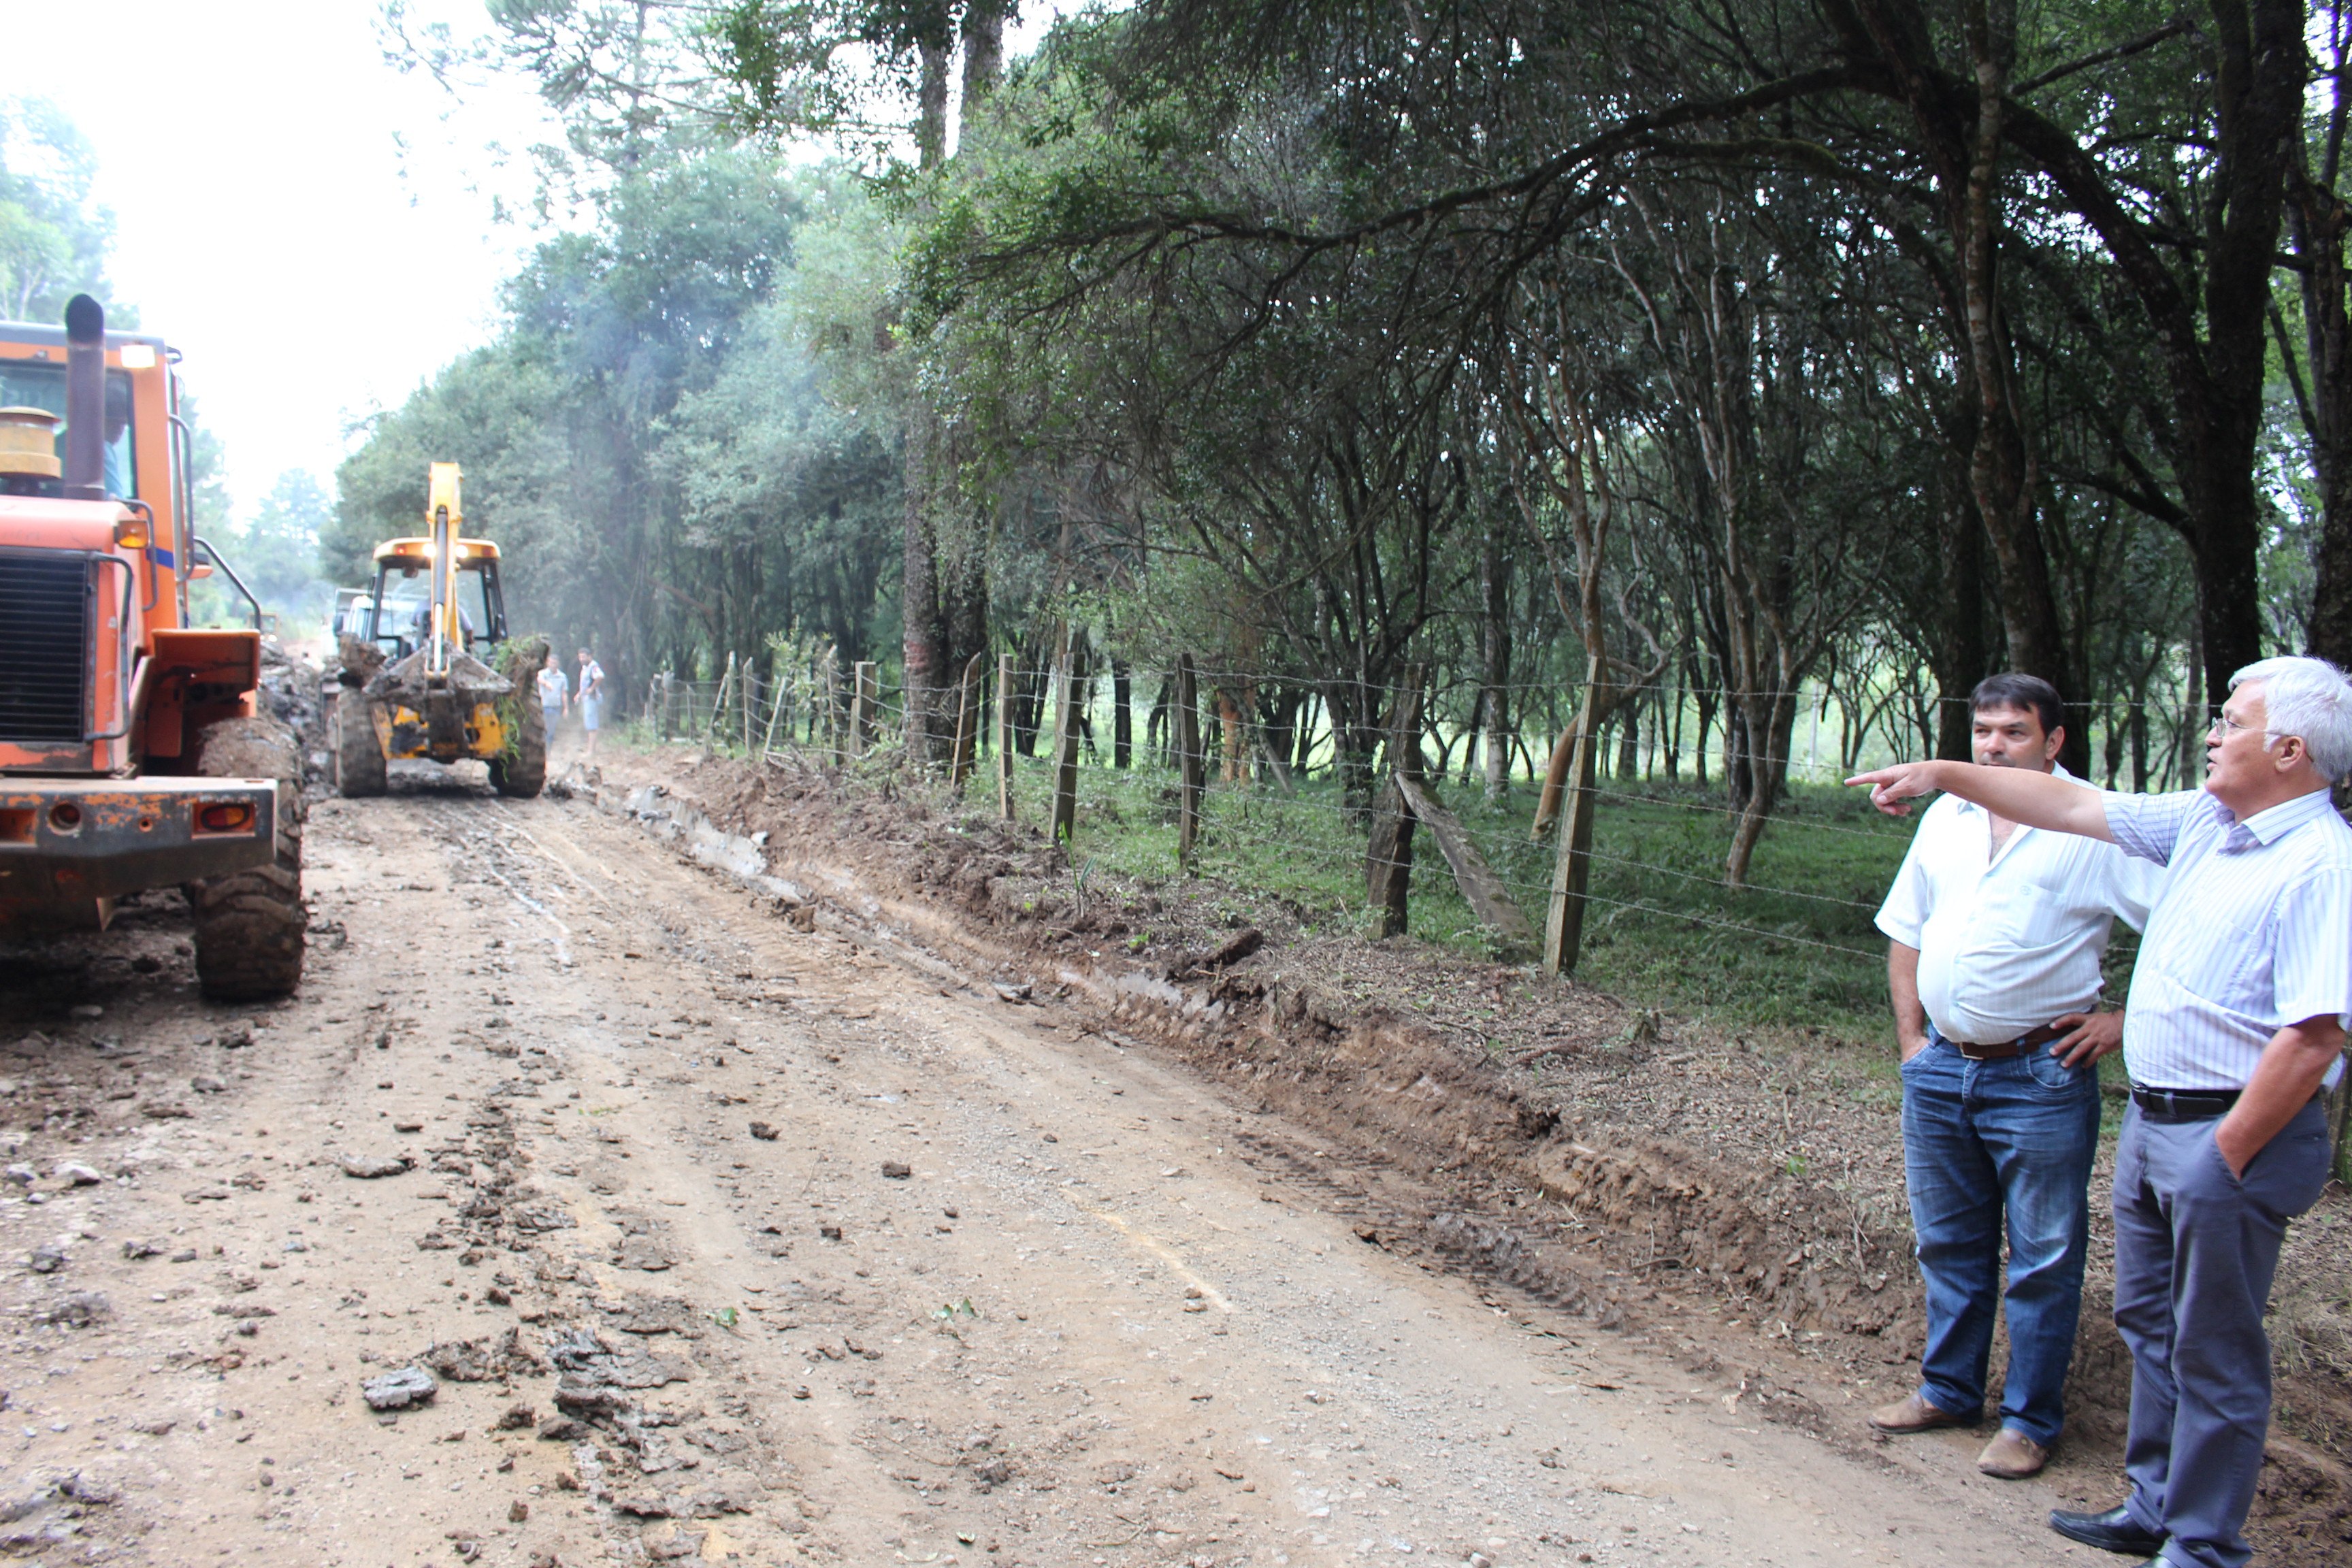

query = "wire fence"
[[562, 644, 2341, 1179], [608, 651, 1938, 1001]]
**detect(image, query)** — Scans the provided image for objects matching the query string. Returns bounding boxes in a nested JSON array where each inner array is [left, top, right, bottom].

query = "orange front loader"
[[0, 295, 304, 997]]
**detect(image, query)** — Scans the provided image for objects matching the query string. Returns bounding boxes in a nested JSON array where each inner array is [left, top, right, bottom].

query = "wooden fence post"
[[819, 651, 837, 763], [1542, 655, 1607, 977], [851, 660, 878, 756], [705, 653, 736, 749], [1175, 655, 1203, 869], [996, 653, 1017, 820], [1050, 631, 1084, 847], [1365, 666, 1423, 938], [760, 654, 788, 757], [740, 655, 756, 753], [950, 652, 984, 789], [657, 672, 674, 741]]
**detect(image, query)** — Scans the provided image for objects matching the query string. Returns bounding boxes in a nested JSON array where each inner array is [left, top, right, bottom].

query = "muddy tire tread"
[[333, 693, 387, 798], [490, 691, 546, 798], [191, 715, 307, 1000]]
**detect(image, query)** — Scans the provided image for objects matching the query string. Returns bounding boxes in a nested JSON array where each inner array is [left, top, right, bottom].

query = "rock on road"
[[0, 765, 2110, 1567]]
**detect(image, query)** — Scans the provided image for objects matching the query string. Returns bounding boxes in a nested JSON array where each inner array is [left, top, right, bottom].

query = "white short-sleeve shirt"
[[1876, 764, 2161, 1044]]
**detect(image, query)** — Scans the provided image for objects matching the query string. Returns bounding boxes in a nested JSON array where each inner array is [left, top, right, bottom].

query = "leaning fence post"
[[851, 661, 878, 756], [705, 653, 737, 749], [760, 655, 787, 757], [1542, 655, 1607, 977], [1050, 631, 1083, 848], [740, 655, 756, 753], [950, 652, 984, 790], [1365, 666, 1423, 938]]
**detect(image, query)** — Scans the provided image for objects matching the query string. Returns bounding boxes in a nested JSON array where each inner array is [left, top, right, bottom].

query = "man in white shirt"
[[536, 651, 569, 724], [1852, 656, 2352, 1568], [1869, 674, 2159, 1481], [577, 648, 605, 760]]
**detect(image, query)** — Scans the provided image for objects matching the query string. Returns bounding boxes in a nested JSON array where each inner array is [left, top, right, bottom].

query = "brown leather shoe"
[[1868, 1390, 1974, 1433], [1978, 1427, 2049, 1478]]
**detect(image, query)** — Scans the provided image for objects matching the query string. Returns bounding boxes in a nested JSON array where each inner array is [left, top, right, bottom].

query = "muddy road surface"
[[0, 762, 2128, 1567]]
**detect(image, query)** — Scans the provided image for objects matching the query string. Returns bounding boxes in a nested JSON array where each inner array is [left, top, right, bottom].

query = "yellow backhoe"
[[327, 463, 546, 798]]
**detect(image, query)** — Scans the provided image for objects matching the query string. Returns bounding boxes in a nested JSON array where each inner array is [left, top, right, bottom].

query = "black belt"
[[2131, 1085, 2241, 1122], [1953, 1020, 2068, 1061]]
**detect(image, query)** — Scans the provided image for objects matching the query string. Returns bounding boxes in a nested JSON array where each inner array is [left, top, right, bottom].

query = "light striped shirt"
[[2103, 787, 2352, 1091], [1876, 765, 2160, 1043]]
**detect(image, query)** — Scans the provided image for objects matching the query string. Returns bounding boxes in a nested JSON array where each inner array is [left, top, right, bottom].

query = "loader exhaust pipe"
[[62, 294, 106, 501]]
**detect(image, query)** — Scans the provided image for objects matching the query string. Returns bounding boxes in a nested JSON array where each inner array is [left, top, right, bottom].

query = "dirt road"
[[0, 760, 2132, 1567]]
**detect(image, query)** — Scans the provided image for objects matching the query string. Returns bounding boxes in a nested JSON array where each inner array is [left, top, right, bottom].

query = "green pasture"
[[986, 749, 1933, 1044]]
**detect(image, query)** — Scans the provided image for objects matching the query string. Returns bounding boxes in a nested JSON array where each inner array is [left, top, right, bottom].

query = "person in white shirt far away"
[[576, 648, 606, 760], [1870, 674, 2159, 1481], [536, 651, 568, 726]]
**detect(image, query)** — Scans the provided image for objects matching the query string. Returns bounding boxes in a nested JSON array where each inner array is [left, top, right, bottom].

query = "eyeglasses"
[[2207, 710, 2274, 741]]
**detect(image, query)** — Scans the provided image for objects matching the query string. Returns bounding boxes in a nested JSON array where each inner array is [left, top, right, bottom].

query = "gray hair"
[[2231, 656, 2352, 783]]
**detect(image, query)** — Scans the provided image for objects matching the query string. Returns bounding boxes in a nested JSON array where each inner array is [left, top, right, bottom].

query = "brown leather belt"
[[1953, 1020, 2070, 1062]]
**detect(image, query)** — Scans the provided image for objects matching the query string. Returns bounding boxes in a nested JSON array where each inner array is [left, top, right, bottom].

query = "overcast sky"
[[0, 2, 565, 526]]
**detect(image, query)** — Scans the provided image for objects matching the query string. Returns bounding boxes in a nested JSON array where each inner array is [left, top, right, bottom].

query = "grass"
[[983, 749, 1924, 1043]]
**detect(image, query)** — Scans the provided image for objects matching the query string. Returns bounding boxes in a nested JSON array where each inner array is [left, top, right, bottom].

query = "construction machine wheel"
[[489, 690, 546, 799], [331, 691, 387, 798], [189, 715, 307, 1000]]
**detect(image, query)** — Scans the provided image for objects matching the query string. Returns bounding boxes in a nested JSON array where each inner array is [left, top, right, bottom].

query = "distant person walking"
[[536, 651, 568, 723], [1869, 674, 2158, 1480], [1852, 657, 2352, 1568], [576, 648, 605, 760]]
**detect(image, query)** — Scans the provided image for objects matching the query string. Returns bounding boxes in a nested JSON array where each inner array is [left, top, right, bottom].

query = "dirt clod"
[[361, 1367, 438, 1410]]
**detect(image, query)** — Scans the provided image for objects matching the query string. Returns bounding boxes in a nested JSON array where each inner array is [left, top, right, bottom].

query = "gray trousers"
[[2112, 1098, 2332, 1568]]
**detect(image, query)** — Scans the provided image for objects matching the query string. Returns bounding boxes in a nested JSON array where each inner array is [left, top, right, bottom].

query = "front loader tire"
[[190, 715, 307, 1000], [332, 692, 386, 798], [489, 694, 546, 799]]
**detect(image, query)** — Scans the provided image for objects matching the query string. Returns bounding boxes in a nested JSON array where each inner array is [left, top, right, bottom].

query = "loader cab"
[[329, 587, 370, 640], [359, 538, 508, 661], [0, 302, 252, 779]]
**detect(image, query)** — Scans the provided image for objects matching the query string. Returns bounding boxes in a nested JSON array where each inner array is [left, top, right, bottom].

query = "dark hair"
[[1969, 673, 2063, 737]]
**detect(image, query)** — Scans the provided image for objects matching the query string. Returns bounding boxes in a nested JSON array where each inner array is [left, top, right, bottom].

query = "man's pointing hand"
[[1845, 761, 1944, 817]]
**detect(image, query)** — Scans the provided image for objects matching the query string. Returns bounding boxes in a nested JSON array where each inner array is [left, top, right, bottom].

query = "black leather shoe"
[[2048, 1506, 2165, 1556]]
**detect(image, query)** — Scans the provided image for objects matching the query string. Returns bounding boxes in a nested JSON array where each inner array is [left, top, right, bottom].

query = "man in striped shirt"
[[1852, 656, 2352, 1568], [1869, 674, 2158, 1480]]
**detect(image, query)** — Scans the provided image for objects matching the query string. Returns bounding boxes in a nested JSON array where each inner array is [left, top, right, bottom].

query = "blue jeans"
[[1900, 1025, 2102, 1445]]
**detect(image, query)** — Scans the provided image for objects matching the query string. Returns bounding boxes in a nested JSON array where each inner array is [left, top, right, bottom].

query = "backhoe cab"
[[0, 296, 306, 998], [328, 464, 546, 799]]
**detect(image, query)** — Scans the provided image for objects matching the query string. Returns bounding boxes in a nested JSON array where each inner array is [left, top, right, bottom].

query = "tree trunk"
[[896, 37, 955, 763], [2289, 96, 2352, 668], [1725, 682, 1802, 889], [1480, 519, 1514, 800], [1936, 484, 1990, 760]]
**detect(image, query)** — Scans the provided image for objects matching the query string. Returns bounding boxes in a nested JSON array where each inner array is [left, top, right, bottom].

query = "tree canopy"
[[330, 0, 2351, 877]]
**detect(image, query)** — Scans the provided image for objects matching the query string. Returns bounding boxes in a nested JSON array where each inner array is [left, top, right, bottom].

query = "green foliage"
[[333, 152, 904, 708], [0, 98, 116, 323]]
